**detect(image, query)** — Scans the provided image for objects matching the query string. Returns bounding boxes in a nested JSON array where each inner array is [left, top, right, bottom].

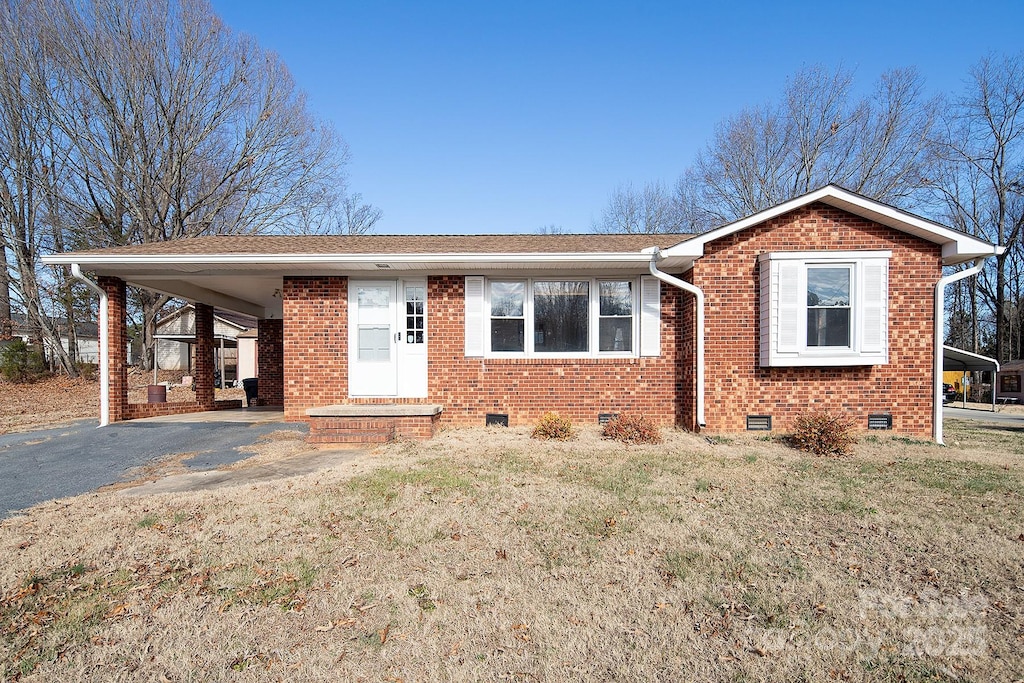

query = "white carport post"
[[70, 264, 109, 427]]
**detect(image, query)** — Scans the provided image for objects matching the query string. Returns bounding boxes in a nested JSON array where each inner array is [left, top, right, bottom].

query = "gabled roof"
[[155, 303, 258, 342], [660, 185, 1001, 266]]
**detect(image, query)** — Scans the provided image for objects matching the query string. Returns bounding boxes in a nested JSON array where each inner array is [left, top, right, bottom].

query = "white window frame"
[[464, 276, 655, 360], [759, 251, 889, 367]]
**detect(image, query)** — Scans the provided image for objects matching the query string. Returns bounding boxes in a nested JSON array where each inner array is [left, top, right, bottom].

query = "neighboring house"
[[11, 313, 100, 364], [43, 186, 1001, 442], [236, 329, 258, 381], [996, 360, 1024, 404], [155, 304, 257, 384]]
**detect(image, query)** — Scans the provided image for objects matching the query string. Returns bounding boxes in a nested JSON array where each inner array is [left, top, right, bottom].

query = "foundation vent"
[[598, 413, 618, 425], [485, 413, 509, 427], [867, 414, 893, 430], [746, 415, 772, 431]]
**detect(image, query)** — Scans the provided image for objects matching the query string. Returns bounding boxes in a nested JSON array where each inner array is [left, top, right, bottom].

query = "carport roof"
[[943, 345, 999, 373]]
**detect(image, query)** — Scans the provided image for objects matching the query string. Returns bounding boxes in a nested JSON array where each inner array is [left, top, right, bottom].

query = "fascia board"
[[42, 252, 656, 267]]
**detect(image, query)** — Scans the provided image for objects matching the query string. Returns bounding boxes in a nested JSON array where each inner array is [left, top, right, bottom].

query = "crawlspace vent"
[[746, 415, 772, 431], [867, 414, 893, 430], [485, 413, 509, 427], [598, 413, 619, 425]]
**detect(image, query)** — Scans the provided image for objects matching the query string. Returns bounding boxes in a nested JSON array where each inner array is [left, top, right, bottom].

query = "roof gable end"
[[660, 185, 1000, 266]]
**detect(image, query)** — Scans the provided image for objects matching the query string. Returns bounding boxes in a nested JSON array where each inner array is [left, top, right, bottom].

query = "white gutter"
[[70, 264, 109, 427], [649, 250, 706, 427], [43, 251, 660, 266], [934, 258, 986, 444]]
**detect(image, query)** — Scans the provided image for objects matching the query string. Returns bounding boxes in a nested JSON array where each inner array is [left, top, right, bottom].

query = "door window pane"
[[357, 286, 390, 308], [358, 326, 391, 361], [405, 286, 425, 344], [534, 281, 588, 353]]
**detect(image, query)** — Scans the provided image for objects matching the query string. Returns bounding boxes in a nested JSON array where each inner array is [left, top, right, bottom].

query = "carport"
[[943, 345, 999, 410]]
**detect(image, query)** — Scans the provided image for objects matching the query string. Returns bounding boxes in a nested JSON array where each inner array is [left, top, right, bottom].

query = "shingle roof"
[[65, 233, 693, 257]]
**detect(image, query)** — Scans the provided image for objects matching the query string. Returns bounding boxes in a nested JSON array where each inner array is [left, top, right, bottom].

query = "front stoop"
[[306, 404, 443, 444]]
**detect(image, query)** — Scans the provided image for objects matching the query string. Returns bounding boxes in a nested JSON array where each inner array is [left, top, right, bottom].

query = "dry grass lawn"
[[1, 420, 1022, 681]]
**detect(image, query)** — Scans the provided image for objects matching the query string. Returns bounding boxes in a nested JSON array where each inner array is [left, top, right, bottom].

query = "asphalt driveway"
[[0, 416, 308, 518], [944, 406, 1024, 427]]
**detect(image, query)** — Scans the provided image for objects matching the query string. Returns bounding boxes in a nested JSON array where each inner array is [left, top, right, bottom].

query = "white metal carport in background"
[[943, 345, 999, 411]]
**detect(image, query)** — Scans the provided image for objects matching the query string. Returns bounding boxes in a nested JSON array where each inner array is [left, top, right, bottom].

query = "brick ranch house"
[[44, 186, 1000, 444]]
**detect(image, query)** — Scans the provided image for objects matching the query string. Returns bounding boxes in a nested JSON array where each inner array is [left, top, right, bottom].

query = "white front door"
[[349, 280, 428, 398]]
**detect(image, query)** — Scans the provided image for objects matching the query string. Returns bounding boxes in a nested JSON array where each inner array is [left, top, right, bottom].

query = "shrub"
[[75, 362, 97, 381], [0, 339, 48, 383], [790, 408, 857, 457], [602, 413, 662, 445], [531, 412, 574, 441]]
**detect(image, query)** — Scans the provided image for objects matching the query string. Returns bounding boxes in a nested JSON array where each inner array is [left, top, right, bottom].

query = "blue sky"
[[211, 0, 1024, 235]]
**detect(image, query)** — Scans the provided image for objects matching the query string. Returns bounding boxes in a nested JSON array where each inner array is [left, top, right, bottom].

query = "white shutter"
[[640, 276, 660, 357], [776, 260, 801, 354], [860, 259, 887, 356], [464, 276, 484, 356], [759, 260, 772, 366]]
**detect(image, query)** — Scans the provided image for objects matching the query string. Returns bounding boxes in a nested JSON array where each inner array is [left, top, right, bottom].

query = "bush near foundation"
[[601, 413, 662, 445], [531, 412, 575, 441], [790, 408, 857, 457]]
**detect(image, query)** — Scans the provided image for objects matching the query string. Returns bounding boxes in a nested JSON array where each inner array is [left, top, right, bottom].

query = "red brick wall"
[[692, 203, 940, 437], [423, 276, 686, 427], [282, 276, 349, 420], [124, 399, 242, 420], [257, 319, 284, 406], [278, 273, 687, 427], [194, 303, 215, 409], [98, 276, 128, 422]]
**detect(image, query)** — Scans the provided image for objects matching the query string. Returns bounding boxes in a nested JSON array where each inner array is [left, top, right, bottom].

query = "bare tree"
[[684, 65, 938, 225], [22, 0, 350, 369], [0, 0, 79, 374], [536, 224, 568, 234], [593, 181, 688, 234], [336, 193, 382, 235], [925, 53, 1024, 362]]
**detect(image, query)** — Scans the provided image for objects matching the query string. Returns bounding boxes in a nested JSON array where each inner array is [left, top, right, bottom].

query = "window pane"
[[357, 286, 390, 308], [491, 319, 524, 352], [807, 308, 850, 347], [600, 281, 632, 316], [490, 282, 524, 317], [599, 318, 632, 352], [534, 281, 589, 353], [807, 268, 850, 306], [358, 326, 391, 361]]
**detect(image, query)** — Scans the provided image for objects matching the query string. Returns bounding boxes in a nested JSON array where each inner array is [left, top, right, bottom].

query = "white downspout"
[[934, 258, 985, 444], [70, 264, 109, 427], [649, 251, 706, 427]]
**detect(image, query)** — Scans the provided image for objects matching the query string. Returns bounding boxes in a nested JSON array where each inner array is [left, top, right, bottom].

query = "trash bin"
[[147, 384, 167, 403], [242, 378, 258, 407]]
